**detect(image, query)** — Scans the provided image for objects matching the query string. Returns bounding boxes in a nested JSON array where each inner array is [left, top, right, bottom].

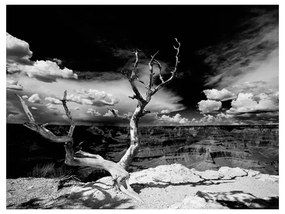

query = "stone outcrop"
[[7, 164, 279, 209]]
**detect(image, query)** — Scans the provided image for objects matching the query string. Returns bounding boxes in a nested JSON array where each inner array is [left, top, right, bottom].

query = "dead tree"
[[17, 38, 181, 202], [118, 38, 181, 169]]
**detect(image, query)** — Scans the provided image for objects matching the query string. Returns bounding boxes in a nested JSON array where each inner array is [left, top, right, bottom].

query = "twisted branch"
[[61, 90, 75, 138], [17, 92, 143, 202], [151, 38, 181, 96], [16, 94, 72, 143], [128, 50, 146, 103]]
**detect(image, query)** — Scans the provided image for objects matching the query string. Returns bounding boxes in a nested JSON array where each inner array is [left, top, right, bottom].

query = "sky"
[[6, 5, 279, 126]]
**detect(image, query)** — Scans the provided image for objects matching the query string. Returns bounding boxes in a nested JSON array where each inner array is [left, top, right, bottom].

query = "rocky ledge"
[[7, 164, 279, 209]]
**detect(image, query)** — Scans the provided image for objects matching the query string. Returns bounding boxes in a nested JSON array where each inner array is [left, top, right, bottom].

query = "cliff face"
[[104, 125, 279, 175], [6, 124, 279, 178]]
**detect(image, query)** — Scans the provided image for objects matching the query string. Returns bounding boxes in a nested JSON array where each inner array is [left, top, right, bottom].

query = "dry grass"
[[28, 163, 72, 178]]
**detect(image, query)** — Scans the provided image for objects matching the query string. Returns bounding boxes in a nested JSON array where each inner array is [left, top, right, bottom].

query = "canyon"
[[6, 124, 279, 180]]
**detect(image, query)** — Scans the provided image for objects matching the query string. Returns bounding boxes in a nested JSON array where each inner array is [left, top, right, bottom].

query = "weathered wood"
[[119, 39, 181, 170], [17, 94, 73, 143], [17, 39, 181, 203], [17, 91, 143, 202]]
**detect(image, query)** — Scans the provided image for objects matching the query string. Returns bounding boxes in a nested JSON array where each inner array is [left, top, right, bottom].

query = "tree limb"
[[16, 94, 35, 123], [61, 90, 75, 138], [128, 50, 146, 103], [119, 39, 181, 171], [153, 59, 164, 84], [151, 38, 181, 96], [17, 91, 143, 202], [146, 51, 159, 101], [16, 94, 72, 143]]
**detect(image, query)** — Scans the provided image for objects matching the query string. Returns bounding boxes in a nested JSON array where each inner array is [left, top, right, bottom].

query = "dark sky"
[[6, 5, 279, 125]]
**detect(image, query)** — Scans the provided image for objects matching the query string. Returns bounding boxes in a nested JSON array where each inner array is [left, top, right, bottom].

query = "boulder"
[[170, 194, 225, 209], [244, 169, 261, 177], [191, 169, 223, 180], [255, 174, 279, 183], [218, 167, 247, 179], [130, 164, 203, 185]]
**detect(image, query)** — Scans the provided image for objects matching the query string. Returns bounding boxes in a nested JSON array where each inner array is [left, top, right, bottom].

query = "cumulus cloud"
[[196, 113, 234, 125], [28, 94, 41, 103], [6, 33, 33, 66], [198, 100, 222, 114], [45, 96, 62, 105], [227, 92, 278, 115], [203, 88, 236, 101], [6, 33, 77, 82], [7, 74, 184, 124], [67, 89, 119, 107], [46, 103, 58, 110], [103, 109, 118, 117], [6, 79, 23, 90], [160, 109, 171, 114], [159, 113, 189, 124], [23, 60, 78, 82], [86, 108, 101, 116]]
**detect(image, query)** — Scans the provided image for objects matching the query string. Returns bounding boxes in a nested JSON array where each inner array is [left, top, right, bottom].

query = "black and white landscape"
[[6, 5, 279, 209]]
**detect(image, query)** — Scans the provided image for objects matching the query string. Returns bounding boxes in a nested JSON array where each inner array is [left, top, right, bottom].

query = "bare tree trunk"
[[118, 39, 181, 170], [119, 103, 145, 169]]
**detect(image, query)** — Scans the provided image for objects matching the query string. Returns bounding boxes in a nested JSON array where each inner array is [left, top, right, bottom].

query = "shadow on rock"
[[46, 182, 135, 209], [131, 179, 234, 194], [16, 198, 43, 209], [196, 190, 279, 209]]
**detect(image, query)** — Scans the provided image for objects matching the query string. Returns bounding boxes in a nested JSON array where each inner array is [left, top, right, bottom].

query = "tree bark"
[[118, 103, 145, 169], [118, 39, 180, 170]]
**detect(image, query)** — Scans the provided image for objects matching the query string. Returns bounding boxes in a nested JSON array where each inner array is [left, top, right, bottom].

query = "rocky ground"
[[6, 164, 279, 209]]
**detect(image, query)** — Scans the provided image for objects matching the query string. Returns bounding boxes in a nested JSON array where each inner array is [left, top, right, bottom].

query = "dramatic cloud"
[[6, 79, 23, 90], [6, 33, 78, 82], [198, 100, 222, 114], [203, 88, 236, 101], [86, 108, 101, 116], [159, 113, 189, 125], [28, 94, 41, 103], [200, 9, 278, 92], [6, 32, 186, 125], [67, 89, 119, 107], [227, 92, 278, 115], [23, 60, 78, 82], [6, 32, 33, 66]]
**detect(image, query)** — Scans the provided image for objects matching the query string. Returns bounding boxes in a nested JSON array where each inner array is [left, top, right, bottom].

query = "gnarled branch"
[[151, 38, 181, 96], [17, 91, 143, 202], [119, 38, 181, 170], [17, 94, 72, 143], [128, 50, 146, 103]]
